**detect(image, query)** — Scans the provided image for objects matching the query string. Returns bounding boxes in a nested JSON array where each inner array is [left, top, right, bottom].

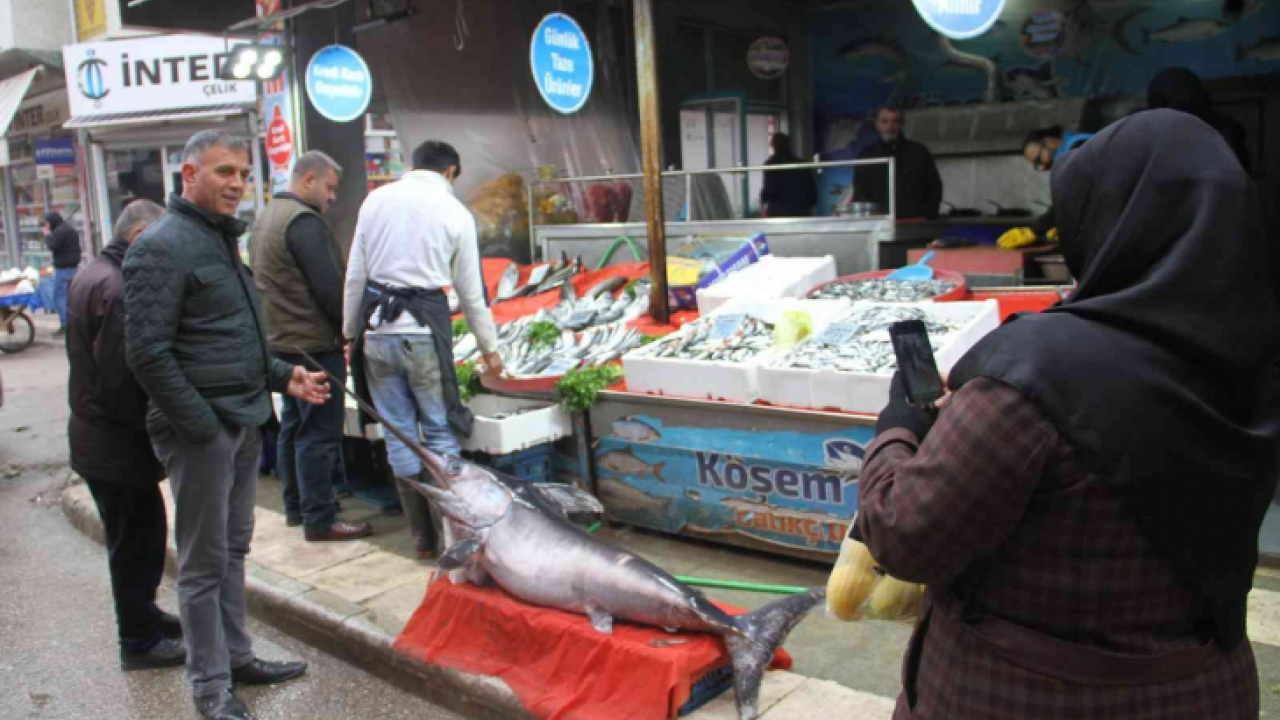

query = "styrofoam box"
[[622, 298, 851, 403], [758, 300, 1001, 414], [280, 393, 572, 454], [695, 255, 838, 317], [459, 394, 573, 455]]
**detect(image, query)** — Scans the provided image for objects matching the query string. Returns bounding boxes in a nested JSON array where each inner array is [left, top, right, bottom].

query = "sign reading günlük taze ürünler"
[[530, 13, 593, 115]]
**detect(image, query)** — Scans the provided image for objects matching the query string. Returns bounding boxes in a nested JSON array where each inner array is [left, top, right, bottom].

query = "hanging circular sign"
[[530, 13, 593, 115], [305, 44, 372, 124], [911, 0, 1008, 41], [747, 37, 790, 80]]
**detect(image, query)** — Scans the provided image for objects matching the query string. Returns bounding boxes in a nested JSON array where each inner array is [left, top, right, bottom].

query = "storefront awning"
[[63, 104, 252, 130], [0, 68, 39, 136]]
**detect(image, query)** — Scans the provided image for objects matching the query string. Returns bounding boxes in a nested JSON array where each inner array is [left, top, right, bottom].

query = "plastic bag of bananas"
[[826, 535, 926, 624]]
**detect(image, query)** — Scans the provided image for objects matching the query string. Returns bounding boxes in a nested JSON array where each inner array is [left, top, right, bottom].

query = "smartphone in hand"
[[889, 320, 945, 408]]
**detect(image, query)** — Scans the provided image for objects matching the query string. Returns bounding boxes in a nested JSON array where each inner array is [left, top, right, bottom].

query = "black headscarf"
[[950, 110, 1280, 650], [1148, 68, 1252, 173], [44, 212, 64, 230]]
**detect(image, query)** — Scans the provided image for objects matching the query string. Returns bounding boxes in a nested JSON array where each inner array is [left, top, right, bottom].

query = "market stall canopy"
[[62, 103, 254, 130], [0, 68, 39, 137], [0, 49, 61, 83]]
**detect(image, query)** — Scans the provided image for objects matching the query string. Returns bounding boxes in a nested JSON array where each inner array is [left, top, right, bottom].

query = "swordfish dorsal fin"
[[530, 483, 605, 516]]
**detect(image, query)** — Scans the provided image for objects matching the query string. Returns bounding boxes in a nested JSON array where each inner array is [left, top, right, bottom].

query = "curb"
[[60, 483, 533, 720]]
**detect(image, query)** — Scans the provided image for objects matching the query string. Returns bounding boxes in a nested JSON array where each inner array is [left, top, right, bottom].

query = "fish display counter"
[[578, 286, 1065, 562]]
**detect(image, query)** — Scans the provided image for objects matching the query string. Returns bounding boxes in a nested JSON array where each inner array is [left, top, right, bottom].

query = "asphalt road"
[[0, 329, 465, 720]]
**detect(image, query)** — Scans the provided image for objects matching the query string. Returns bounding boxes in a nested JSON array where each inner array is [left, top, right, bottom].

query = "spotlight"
[[222, 43, 287, 82]]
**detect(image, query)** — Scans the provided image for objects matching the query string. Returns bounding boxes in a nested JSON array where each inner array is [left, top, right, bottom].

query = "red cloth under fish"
[[462, 260, 698, 331], [394, 575, 793, 720]]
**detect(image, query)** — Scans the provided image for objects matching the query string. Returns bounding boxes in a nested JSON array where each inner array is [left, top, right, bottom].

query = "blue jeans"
[[54, 267, 77, 330], [274, 350, 344, 531], [363, 334, 457, 554], [363, 334, 461, 477]]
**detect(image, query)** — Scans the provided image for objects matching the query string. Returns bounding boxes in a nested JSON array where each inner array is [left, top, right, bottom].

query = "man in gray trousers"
[[124, 131, 331, 720]]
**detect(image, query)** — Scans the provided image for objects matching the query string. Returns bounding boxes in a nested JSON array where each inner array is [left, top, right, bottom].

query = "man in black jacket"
[[44, 211, 81, 337], [66, 199, 184, 671], [854, 105, 943, 220], [251, 151, 371, 542], [124, 131, 330, 720]]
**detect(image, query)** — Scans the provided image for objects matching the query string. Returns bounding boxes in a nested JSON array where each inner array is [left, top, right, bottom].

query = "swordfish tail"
[[725, 588, 826, 720]]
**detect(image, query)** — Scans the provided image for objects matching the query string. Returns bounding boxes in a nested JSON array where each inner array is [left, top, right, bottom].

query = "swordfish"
[[294, 348, 824, 720]]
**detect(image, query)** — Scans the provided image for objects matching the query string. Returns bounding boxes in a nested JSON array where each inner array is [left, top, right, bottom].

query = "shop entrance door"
[[105, 149, 165, 220], [680, 98, 787, 218]]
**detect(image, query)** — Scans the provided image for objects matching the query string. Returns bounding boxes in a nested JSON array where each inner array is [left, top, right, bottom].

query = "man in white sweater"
[[342, 140, 502, 560]]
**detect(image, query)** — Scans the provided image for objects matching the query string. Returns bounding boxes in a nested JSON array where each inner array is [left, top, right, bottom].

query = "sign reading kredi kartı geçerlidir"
[[910, 0, 1007, 40], [530, 13, 593, 115], [305, 44, 372, 124]]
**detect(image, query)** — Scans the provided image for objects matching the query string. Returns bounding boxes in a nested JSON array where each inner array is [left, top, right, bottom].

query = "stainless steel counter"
[[535, 216, 893, 276]]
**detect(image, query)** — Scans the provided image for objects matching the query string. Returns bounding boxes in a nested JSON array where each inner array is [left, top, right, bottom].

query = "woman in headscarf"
[[855, 110, 1280, 719]]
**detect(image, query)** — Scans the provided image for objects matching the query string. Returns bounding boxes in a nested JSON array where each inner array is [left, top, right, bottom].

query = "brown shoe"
[[304, 521, 373, 542]]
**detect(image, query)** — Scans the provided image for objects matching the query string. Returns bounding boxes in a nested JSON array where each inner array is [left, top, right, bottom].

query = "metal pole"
[[527, 181, 537, 263], [248, 111, 266, 214], [888, 157, 896, 220], [633, 0, 669, 324]]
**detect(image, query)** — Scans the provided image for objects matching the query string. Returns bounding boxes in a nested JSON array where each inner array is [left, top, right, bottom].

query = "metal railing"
[[526, 157, 896, 261]]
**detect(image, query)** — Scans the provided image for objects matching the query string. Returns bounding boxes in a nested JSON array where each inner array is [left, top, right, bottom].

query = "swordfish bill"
[[294, 347, 824, 720], [293, 347, 456, 493]]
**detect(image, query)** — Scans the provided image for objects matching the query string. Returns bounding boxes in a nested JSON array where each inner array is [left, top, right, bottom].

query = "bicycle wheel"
[[0, 313, 35, 354]]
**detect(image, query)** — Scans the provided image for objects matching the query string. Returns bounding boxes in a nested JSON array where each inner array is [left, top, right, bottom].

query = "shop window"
[[365, 113, 406, 192]]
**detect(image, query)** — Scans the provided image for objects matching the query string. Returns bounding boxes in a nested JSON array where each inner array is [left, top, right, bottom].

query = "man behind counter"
[[854, 105, 942, 220]]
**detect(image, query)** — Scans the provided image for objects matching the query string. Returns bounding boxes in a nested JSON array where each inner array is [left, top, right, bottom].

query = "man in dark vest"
[[251, 151, 371, 542]]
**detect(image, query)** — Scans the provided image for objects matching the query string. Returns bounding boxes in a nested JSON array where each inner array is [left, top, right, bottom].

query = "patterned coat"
[[856, 377, 1258, 719]]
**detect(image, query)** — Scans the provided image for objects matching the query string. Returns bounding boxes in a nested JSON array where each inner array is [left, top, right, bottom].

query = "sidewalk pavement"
[[61, 480, 897, 720]]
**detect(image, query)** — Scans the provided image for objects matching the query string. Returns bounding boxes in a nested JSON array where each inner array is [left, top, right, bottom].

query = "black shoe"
[[231, 657, 308, 686], [53, 328, 66, 338], [195, 690, 255, 720], [285, 515, 303, 528], [121, 637, 186, 671], [304, 521, 373, 542], [157, 610, 183, 640]]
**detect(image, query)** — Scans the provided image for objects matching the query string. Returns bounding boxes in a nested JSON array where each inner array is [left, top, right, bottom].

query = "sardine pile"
[[631, 314, 775, 363], [453, 277, 652, 378], [772, 305, 966, 375], [809, 277, 958, 302], [454, 311, 646, 377], [547, 281, 651, 332]]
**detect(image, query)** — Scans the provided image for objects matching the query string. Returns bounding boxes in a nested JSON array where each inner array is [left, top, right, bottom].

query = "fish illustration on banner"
[[1005, 60, 1062, 99], [593, 415, 874, 555]]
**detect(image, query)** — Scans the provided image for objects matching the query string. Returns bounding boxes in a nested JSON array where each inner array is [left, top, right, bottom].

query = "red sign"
[[266, 105, 293, 169]]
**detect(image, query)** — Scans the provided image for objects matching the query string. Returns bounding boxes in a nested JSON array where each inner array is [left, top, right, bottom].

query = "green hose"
[[674, 576, 808, 595], [595, 236, 645, 270], [584, 522, 806, 595]]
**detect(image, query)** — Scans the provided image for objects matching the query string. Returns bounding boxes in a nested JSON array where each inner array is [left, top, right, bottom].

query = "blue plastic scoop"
[[886, 251, 936, 281]]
